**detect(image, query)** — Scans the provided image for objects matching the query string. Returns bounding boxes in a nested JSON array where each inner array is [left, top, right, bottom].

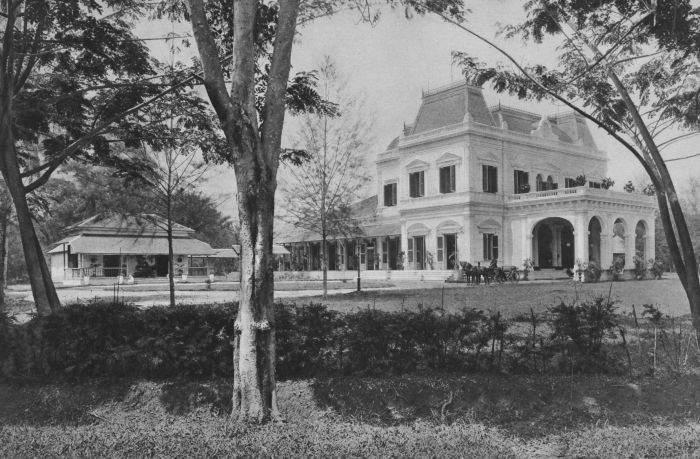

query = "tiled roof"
[[48, 235, 215, 255], [66, 213, 194, 237]]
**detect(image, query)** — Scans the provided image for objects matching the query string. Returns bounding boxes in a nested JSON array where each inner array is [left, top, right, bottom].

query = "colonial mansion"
[[279, 82, 657, 279]]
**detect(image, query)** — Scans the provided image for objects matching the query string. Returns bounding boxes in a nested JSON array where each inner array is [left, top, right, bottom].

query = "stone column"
[[647, 218, 656, 260], [600, 233, 613, 269], [400, 220, 408, 270], [573, 214, 588, 265]]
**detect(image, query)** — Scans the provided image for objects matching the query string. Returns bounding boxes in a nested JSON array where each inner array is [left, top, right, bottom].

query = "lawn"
[[1, 374, 699, 457], [295, 278, 692, 318]]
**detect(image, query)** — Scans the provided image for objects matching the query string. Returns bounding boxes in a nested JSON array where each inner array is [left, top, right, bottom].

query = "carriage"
[[459, 260, 519, 285]]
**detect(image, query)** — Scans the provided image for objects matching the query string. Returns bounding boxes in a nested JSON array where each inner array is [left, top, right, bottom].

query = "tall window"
[[589, 181, 602, 189], [382, 239, 388, 264], [409, 171, 425, 197], [437, 236, 444, 263], [483, 233, 498, 260], [513, 170, 529, 194], [439, 165, 456, 193], [383, 182, 397, 206], [565, 177, 576, 188], [407, 238, 414, 263], [482, 165, 498, 193]]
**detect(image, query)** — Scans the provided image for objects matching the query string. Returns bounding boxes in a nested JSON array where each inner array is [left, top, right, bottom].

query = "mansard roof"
[[402, 81, 598, 150], [411, 82, 495, 135]]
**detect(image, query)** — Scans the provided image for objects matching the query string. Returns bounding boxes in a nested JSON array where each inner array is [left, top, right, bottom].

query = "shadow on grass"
[[0, 378, 136, 426], [159, 379, 232, 415], [3, 373, 700, 437], [309, 373, 700, 437]]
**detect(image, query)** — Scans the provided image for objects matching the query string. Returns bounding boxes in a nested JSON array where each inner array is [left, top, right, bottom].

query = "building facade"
[[48, 214, 235, 284], [280, 82, 657, 277]]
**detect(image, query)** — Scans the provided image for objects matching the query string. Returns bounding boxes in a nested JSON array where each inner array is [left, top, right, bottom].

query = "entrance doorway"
[[155, 255, 169, 276], [409, 236, 426, 270], [388, 237, 399, 270], [444, 234, 457, 269], [533, 217, 575, 269]]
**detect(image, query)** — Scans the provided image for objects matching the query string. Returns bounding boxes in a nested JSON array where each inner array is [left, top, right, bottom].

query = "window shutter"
[[450, 165, 455, 192], [384, 184, 391, 206], [419, 171, 424, 196], [392, 183, 397, 205], [482, 165, 487, 191], [491, 166, 498, 192]]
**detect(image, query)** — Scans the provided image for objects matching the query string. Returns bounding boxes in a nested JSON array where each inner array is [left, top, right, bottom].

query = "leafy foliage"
[[0, 296, 647, 380]]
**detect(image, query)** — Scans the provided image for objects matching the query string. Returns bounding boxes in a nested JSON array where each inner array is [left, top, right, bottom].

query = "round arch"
[[531, 217, 575, 269], [635, 220, 648, 260], [612, 217, 628, 267], [588, 216, 603, 264]]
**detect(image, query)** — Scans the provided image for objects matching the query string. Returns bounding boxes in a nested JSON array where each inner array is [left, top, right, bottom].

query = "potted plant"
[[519, 183, 531, 193], [611, 259, 625, 281], [522, 257, 534, 280], [575, 258, 586, 282], [623, 181, 635, 193], [396, 252, 405, 270], [584, 261, 602, 282], [601, 177, 615, 190], [632, 255, 646, 280], [574, 174, 587, 187]]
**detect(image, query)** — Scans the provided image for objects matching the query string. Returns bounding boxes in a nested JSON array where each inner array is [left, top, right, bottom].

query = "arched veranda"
[[532, 217, 574, 269]]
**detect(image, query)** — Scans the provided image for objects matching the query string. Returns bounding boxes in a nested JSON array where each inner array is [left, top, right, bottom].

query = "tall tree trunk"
[[0, 211, 7, 307], [0, 128, 59, 316], [232, 172, 279, 423], [166, 190, 176, 308], [167, 221, 176, 308], [602, 70, 700, 330], [322, 230, 327, 298]]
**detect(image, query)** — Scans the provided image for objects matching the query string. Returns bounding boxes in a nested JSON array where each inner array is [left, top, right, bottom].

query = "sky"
[[141, 0, 700, 220]]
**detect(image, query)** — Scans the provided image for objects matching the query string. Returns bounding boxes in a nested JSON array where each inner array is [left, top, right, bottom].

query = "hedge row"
[[0, 299, 624, 380]]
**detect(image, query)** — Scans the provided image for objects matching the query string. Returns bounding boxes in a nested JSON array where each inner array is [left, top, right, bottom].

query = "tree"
[[171, 192, 238, 248], [280, 58, 372, 297], [442, 0, 700, 329], [0, 0, 211, 315], [168, 0, 464, 423], [38, 163, 235, 247]]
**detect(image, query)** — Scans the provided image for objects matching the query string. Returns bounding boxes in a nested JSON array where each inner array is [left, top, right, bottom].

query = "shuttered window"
[[439, 165, 456, 193], [482, 165, 497, 193], [409, 171, 425, 197]]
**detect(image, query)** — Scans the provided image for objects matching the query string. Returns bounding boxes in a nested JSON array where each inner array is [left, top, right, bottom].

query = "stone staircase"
[[530, 269, 572, 281]]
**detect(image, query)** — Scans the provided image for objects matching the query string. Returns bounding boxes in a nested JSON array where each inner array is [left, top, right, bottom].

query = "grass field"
[[1, 374, 699, 457], [295, 277, 692, 318]]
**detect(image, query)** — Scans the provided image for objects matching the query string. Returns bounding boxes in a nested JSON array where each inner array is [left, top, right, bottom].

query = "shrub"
[[633, 256, 647, 279], [585, 261, 602, 283], [648, 259, 664, 279], [550, 296, 619, 356], [0, 298, 639, 380]]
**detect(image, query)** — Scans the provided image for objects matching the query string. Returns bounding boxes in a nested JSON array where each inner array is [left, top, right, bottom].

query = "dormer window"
[[409, 171, 425, 198], [439, 165, 456, 193]]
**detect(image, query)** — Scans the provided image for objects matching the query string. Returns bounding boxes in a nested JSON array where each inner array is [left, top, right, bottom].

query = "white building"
[[48, 214, 235, 284], [280, 82, 657, 278]]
